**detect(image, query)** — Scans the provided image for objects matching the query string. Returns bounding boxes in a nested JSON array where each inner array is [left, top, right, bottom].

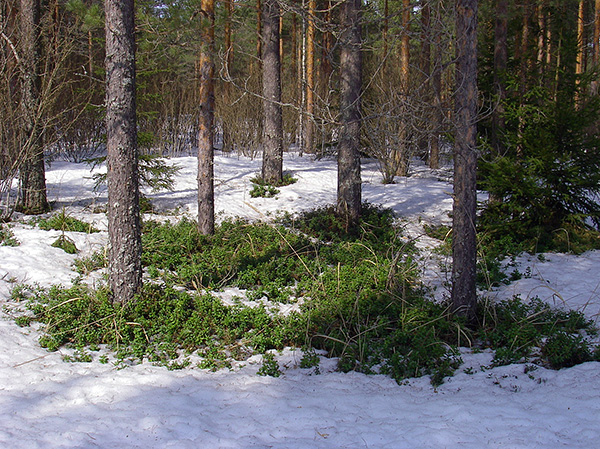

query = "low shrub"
[[37, 209, 100, 233]]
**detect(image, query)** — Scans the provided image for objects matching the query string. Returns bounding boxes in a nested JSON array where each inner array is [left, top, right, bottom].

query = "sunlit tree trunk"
[[18, 0, 49, 214], [452, 0, 478, 321], [536, 0, 546, 71], [576, 0, 585, 76], [337, 0, 362, 222], [261, 0, 283, 184], [105, 0, 142, 304], [394, 0, 411, 176], [198, 0, 215, 235], [305, 0, 316, 153], [418, 2, 431, 161]]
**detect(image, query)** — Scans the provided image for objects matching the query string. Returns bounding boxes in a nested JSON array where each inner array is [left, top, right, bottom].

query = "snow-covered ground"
[[0, 153, 599, 449]]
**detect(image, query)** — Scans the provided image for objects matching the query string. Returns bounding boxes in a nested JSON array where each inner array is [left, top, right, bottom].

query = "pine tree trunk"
[[18, 0, 49, 215], [105, 0, 142, 304], [337, 0, 362, 223], [261, 0, 283, 184], [593, 0, 600, 94], [198, 0, 215, 235], [257, 0, 262, 61], [394, 0, 411, 177], [304, 0, 316, 154], [452, 0, 478, 321], [429, 1, 443, 170], [418, 2, 431, 161], [576, 0, 585, 76], [225, 0, 234, 73], [491, 0, 508, 169], [595, 0, 600, 66]]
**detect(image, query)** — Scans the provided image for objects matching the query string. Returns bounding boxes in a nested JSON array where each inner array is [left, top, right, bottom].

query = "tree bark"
[[394, 0, 411, 177], [337, 0, 362, 222], [419, 2, 431, 161], [429, 0, 443, 170], [304, 0, 316, 154], [18, 0, 49, 214], [593, 0, 600, 94], [491, 0, 508, 161], [452, 0, 478, 321], [576, 0, 585, 76], [105, 0, 142, 304], [224, 0, 234, 74], [261, 0, 283, 184], [595, 0, 600, 66], [198, 0, 215, 235]]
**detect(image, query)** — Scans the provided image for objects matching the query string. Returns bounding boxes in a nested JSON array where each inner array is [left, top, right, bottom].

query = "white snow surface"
[[1, 153, 599, 449]]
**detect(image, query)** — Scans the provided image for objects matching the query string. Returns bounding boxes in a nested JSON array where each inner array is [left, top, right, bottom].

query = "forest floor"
[[1, 152, 599, 448]]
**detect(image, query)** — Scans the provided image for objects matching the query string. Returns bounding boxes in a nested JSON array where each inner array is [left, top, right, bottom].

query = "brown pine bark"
[[105, 0, 142, 304], [198, 0, 215, 235], [18, 0, 49, 214], [337, 0, 362, 223], [225, 0, 234, 73], [261, 0, 283, 184], [305, 0, 316, 154], [321, 0, 333, 87], [429, 1, 443, 170], [576, 0, 585, 76], [394, 0, 411, 176], [452, 0, 478, 321]]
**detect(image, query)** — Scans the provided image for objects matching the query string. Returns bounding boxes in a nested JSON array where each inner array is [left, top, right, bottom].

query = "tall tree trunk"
[[491, 0, 508, 164], [105, 0, 142, 304], [595, 0, 600, 66], [18, 0, 49, 214], [394, 0, 411, 176], [536, 0, 546, 70], [261, 0, 283, 184], [321, 0, 333, 87], [225, 0, 234, 74], [383, 0, 389, 67], [337, 0, 362, 222], [593, 0, 600, 94], [257, 0, 262, 60], [576, 0, 585, 76], [418, 2, 431, 161], [429, 0, 443, 170], [452, 0, 478, 321], [305, 0, 316, 154], [198, 0, 215, 235]]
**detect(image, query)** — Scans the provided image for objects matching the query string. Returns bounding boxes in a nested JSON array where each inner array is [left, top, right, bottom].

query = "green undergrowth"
[[0, 224, 18, 246], [11, 204, 600, 385], [36, 209, 100, 233], [249, 173, 297, 198], [478, 296, 599, 368]]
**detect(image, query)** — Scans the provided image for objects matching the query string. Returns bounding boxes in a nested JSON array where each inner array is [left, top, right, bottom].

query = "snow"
[[1, 152, 599, 449]]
